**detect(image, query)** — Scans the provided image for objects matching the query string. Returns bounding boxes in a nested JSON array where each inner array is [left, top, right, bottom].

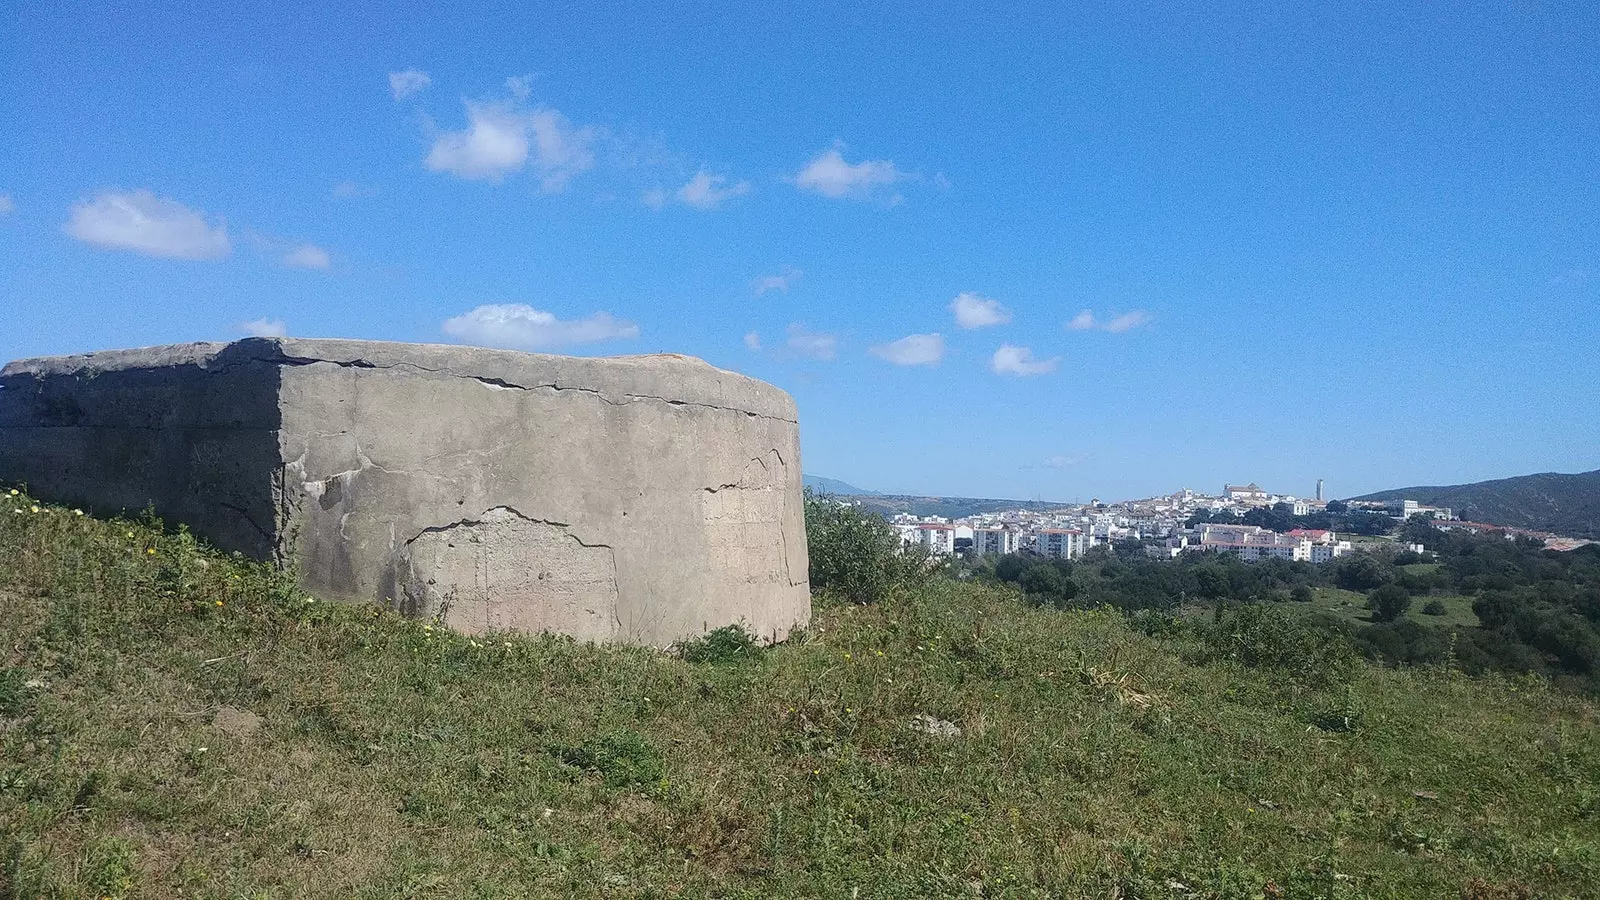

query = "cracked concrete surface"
[[1, 338, 812, 645]]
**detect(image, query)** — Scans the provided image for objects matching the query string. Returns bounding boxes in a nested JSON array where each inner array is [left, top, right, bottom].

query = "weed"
[[677, 623, 764, 664]]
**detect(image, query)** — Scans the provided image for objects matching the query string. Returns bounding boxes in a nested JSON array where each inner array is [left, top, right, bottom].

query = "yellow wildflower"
[[214, 600, 224, 607]]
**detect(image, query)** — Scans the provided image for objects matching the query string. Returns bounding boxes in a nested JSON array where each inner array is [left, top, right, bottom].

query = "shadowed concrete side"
[[0, 342, 283, 559]]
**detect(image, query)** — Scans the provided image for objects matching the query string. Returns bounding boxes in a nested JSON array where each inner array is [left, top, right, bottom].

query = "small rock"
[[909, 713, 962, 739], [22, 679, 45, 690], [212, 706, 263, 737], [1412, 790, 1439, 801]]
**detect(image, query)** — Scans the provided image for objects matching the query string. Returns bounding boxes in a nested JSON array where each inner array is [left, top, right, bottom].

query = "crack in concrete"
[[272, 354, 796, 423], [402, 505, 614, 550]]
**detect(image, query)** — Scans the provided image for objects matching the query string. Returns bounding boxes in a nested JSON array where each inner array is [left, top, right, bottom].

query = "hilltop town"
[[868, 479, 1590, 561]]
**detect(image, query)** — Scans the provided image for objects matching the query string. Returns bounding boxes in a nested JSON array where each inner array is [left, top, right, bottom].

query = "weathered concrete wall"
[[0, 338, 811, 646]]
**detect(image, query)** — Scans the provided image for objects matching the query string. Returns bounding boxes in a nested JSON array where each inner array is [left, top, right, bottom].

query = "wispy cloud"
[[0, 194, 13, 215], [752, 266, 802, 296], [1066, 309, 1097, 331], [283, 244, 331, 270], [743, 331, 761, 351], [240, 318, 287, 338], [442, 303, 639, 350], [950, 291, 1011, 329], [1022, 453, 1089, 470], [66, 189, 230, 260], [869, 333, 944, 366], [677, 171, 750, 209], [786, 323, 837, 361], [1549, 269, 1590, 287], [505, 74, 534, 100], [643, 171, 752, 210], [991, 344, 1059, 377], [793, 148, 904, 199], [389, 69, 431, 100], [425, 99, 596, 190], [1066, 309, 1153, 333], [1103, 310, 1153, 333]]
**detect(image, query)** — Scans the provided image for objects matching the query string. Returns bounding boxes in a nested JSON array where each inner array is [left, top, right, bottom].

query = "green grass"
[[1298, 586, 1481, 630], [3, 488, 1598, 898]]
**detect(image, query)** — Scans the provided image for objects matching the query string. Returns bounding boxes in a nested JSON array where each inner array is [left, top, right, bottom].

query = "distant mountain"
[[845, 494, 1074, 520], [1353, 469, 1600, 538], [802, 475, 880, 496]]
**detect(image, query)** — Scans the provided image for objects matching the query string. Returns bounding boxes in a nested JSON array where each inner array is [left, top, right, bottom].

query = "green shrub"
[[551, 729, 665, 789], [1201, 604, 1359, 687], [676, 624, 763, 663], [1370, 584, 1413, 622], [1290, 585, 1314, 603], [1422, 599, 1447, 616], [804, 490, 928, 603]]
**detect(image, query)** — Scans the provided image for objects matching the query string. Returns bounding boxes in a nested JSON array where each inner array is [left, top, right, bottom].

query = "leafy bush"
[[551, 729, 665, 789], [676, 624, 763, 663], [1200, 604, 1359, 687], [804, 490, 928, 603], [1370, 584, 1413, 622], [1290, 585, 1314, 603], [1422, 599, 1447, 616], [1334, 555, 1393, 592]]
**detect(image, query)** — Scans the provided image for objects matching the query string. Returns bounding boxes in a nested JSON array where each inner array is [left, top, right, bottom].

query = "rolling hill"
[[1354, 468, 1600, 538], [800, 474, 879, 495]]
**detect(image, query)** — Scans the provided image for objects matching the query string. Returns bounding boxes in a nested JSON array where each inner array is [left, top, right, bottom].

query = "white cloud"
[[640, 187, 669, 209], [389, 69, 431, 100], [66, 189, 230, 260], [949, 292, 1010, 329], [1066, 309, 1153, 333], [677, 171, 751, 209], [786, 323, 837, 361], [425, 101, 595, 190], [283, 244, 331, 270], [752, 266, 801, 296], [505, 74, 534, 100], [1103, 310, 1153, 333], [1039, 453, 1088, 469], [991, 344, 1059, 377], [442, 303, 639, 350], [240, 318, 287, 338], [0, 194, 13, 215], [793, 148, 904, 199], [743, 331, 761, 351], [869, 333, 944, 366]]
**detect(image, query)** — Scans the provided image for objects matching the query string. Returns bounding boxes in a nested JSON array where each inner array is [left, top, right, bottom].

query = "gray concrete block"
[[0, 338, 811, 646]]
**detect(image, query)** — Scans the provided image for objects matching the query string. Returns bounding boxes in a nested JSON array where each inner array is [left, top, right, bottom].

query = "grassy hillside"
[[1353, 469, 1600, 538], [3, 489, 1599, 898]]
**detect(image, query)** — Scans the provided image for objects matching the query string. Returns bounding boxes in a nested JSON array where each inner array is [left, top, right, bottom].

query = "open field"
[[1304, 586, 1482, 631], [2, 489, 1597, 898]]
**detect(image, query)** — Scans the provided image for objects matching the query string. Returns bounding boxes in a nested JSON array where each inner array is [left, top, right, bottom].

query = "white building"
[[915, 524, 955, 556], [971, 526, 1020, 556], [1224, 483, 1269, 504], [1036, 528, 1087, 560], [1387, 499, 1453, 521], [1192, 523, 1311, 561]]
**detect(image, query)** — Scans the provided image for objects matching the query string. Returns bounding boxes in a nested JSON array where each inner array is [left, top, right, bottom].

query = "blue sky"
[[2, 1, 1597, 501]]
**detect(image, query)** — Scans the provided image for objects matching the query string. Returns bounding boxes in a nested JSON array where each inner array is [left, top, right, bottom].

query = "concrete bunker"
[[0, 338, 812, 646]]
